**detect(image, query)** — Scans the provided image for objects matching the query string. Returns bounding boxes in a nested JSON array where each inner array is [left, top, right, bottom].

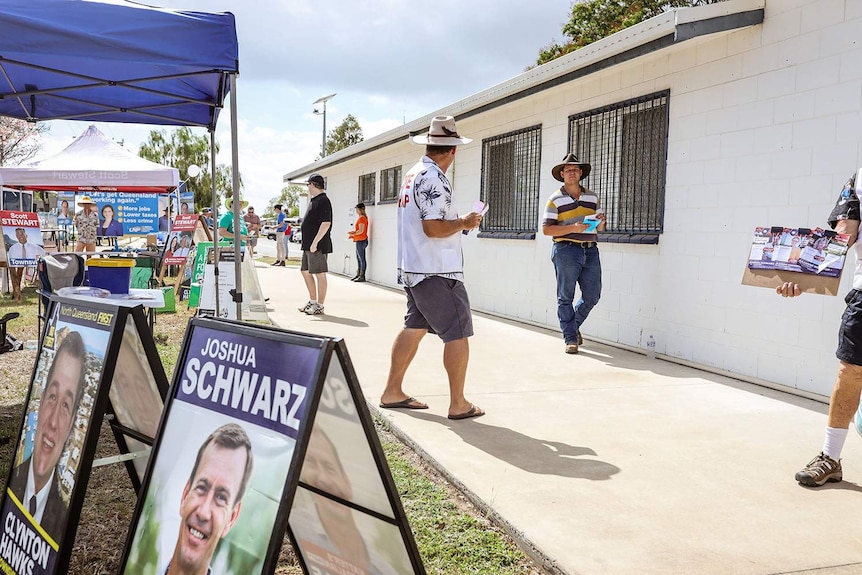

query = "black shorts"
[[837, 289, 862, 366], [404, 276, 473, 343]]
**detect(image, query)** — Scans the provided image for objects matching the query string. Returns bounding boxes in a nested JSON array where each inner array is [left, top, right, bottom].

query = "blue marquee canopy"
[[0, 0, 238, 131]]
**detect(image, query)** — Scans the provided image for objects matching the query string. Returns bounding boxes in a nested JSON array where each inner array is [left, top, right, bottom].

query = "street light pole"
[[313, 93, 336, 157]]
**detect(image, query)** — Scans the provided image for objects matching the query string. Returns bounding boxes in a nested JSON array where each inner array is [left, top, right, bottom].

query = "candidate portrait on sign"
[[162, 423, 254, 575], [7, 331, 87, 543], [291, 427, 402, 575]]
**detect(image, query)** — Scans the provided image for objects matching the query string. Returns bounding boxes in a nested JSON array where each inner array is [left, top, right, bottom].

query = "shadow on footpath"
[[307, 314, 369, 327], [402, 410, 620, 480]]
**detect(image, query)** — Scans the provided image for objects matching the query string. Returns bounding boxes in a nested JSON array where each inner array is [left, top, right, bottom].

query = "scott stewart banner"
[[1, 211, 45, 267], [0, 300, 116, 575], [121, 323, 322, 575]]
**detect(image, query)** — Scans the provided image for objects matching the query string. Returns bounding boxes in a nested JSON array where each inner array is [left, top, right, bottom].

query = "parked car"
[[262, 222, 279, 240], [291, 229, 302, 243]]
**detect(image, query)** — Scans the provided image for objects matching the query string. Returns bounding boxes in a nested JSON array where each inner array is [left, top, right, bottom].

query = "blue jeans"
[[551, 242, 602, 344], [355, 239, 368, 274]]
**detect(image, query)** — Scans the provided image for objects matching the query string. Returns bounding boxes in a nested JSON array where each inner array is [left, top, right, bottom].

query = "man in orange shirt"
[[347, 203, 368, 282]]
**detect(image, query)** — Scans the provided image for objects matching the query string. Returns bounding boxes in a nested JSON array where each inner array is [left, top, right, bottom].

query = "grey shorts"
[[301, 250, 328, 274], [404, 276, 473, 342], [246, 236, 258, 246]]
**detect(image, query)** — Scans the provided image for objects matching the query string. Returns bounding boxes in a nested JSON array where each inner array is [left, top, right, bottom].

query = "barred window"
[[479, 124, 542, 239], [358, 172, 376, 205], [380, 165, 402, 203], [568, 90, 669, 244]]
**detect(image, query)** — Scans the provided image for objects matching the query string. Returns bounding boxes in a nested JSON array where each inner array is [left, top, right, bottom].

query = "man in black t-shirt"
[[297, 173, 333, 315]]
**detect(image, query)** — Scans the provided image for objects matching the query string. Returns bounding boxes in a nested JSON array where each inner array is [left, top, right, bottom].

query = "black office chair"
[[37, 253, 86, 336], [0, 312, 21, 353]]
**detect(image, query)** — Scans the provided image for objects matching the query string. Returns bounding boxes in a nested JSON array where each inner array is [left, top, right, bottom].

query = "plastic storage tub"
[[87, 258, 136, 294]]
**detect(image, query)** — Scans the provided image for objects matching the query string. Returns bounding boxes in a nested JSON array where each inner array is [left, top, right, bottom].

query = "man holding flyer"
[[379, 115, 485, 420], [542, 153, 606, 355]]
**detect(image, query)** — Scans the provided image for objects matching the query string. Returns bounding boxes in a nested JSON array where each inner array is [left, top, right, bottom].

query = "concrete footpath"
[[255, 261, 862, 575]]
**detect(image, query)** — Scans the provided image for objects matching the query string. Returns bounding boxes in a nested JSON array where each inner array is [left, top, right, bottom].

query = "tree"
[[535, 0, 725, 66], [324, 114, 363, 157], [266, 185, 303, 218], [138, 127, 240, 209], [0, 118, 49, 166]]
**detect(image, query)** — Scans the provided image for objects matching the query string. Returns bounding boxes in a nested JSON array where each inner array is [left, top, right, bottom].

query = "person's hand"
[[776, 282, 801, 297], [572, 222, 590, 233], [310, 242, 318, 253], [461, 212, 482, 230], [596, 212, 607, 222]]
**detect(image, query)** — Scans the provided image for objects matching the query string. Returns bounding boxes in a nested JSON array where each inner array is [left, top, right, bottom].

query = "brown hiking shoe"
[[795, 452, 842, 486]]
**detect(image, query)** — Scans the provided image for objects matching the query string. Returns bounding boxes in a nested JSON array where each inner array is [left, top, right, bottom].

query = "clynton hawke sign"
[[0, 295, 168, 575], [119, 318, 426, 575]]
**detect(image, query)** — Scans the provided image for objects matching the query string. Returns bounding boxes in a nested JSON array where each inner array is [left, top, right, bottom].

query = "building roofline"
[[283, 0, 764, 183]]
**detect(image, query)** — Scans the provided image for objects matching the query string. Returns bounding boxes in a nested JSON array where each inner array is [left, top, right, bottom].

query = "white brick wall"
[[300, 0, 862, 400]]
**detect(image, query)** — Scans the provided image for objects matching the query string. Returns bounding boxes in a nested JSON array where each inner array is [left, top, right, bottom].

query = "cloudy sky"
[[37, 0, 572, 210]]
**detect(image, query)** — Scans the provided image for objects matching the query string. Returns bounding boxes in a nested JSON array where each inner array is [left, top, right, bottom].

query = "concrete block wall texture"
[[297, 0, 862, 400]]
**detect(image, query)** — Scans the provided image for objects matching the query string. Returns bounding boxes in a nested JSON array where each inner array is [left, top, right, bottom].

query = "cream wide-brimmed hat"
[[411, 115, 472, 146], [78, 195, 97, 206], [225, 197, 249, 211]]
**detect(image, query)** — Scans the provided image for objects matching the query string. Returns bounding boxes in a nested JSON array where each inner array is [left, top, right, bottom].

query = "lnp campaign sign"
[[162, 214, 198, 266], [1, 211, 45, 267]]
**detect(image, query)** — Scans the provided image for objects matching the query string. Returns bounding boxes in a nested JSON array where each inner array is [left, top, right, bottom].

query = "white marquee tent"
[[0, 125, 179, 192]]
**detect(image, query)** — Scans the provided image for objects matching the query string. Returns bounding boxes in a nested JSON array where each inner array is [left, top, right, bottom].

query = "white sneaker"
[[305, 303, 324, 315], [298, 301, 313, 313]]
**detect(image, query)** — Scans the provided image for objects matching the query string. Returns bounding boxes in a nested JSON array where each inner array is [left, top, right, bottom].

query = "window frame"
[[358, 172, 376, 206], [477, 123, 543, 240], [567, 90, 670, 245], [379, 165, 402, 204]]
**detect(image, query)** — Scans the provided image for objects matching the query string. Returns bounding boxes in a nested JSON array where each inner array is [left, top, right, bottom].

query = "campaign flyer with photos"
[[121, 325, 321, 575], [0, 300, 115, 575], [162, 214, 198, 265], [747, 226, 850, 278]]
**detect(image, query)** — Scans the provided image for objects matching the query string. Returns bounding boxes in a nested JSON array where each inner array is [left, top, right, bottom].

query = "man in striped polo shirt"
[[542, 153, 606, 354]]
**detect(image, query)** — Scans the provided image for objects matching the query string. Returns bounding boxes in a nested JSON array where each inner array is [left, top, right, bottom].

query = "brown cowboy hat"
[[411, 115, 472, 146], [552, 153, 591, 182]]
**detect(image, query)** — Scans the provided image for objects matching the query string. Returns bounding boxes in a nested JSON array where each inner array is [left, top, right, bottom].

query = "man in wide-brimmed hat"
[[74, 195, 99, 252], [218, 196, 249, 243], [378, 115, 485, 420], [542, 153, 606, 355]]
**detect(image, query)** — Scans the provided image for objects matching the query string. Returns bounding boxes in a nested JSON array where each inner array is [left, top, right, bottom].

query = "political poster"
[[198, 246, 243, 320], [119, 320, 426, 575], [288, 349, 423, 575], [118, 319, 325, 575], [73, 191, 160, 236], [56, 193, 74, 227], [1, 210, 45, 267], [0, 298, 117, 575], [162, 214, 198, 266]]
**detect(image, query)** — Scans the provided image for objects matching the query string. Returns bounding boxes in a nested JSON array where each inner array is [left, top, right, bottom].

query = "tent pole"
[[230, 73, 242, 321], [211, 129, 220, 316]]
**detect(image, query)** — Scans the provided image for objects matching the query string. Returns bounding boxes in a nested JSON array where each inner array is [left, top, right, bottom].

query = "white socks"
[[823, 427, 849, 461]]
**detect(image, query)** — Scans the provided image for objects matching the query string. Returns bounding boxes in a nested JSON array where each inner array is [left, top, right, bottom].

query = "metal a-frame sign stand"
[[0, 295, 169, 575], [117, 317, 426, 575]]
